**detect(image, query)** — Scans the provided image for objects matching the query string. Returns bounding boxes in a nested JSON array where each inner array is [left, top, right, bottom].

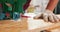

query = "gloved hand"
[[34, 10, 60, 23]]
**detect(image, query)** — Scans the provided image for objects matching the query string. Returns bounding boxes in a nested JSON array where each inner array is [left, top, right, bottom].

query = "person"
[[25, 0, 60, 23]]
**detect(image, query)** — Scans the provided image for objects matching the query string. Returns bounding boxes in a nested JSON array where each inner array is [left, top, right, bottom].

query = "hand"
[[34, 10, 60, 23]]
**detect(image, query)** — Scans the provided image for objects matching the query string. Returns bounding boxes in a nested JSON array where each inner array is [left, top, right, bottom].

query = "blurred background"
[[54, 0, 60, 14]]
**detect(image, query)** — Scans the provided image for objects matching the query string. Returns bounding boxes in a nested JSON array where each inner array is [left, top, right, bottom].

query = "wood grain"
[[0, 18, 28, 32], [0, 15, 60, 32]]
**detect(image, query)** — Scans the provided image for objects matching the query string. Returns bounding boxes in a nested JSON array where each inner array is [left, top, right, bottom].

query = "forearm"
[[46, 0, 59, 11]]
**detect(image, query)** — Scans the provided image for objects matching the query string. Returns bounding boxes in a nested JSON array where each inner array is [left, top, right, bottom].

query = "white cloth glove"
[[34, 10, 60, 23]]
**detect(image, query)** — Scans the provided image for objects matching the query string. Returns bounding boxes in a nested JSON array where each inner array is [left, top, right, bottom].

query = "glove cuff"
[[44, 9, 53, 13]]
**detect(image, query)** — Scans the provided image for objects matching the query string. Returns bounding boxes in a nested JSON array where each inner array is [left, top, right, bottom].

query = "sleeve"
[[46, 0, 59, 11], [23, 0, 31, 10]]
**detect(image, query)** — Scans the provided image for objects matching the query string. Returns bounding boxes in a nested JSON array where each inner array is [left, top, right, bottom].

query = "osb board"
[[0, 18, 28, 32]]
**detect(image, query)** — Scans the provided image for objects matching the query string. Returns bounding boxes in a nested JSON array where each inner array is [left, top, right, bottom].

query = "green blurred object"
[[2, 0, 14, 12], [8, 7, 12, 11], [0, 0, 27, 19], [2, 0, 27, 13], [14, 0, 27, 13]]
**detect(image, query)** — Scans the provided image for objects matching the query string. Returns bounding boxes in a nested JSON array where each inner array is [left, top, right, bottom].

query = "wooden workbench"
[[0, 15, 60, 32], [0, 17, 28, 32]]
